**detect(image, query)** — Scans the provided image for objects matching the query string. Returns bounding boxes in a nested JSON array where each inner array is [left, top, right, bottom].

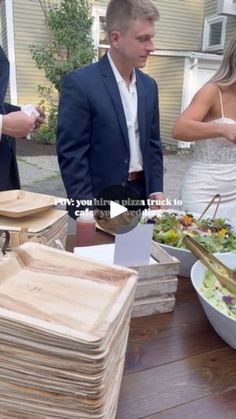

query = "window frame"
[[202, 15, 227, 52], [92, 6, 109, 59]]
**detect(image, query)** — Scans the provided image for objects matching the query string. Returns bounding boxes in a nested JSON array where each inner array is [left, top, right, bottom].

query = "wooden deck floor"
[[117, 276, 236, 419]]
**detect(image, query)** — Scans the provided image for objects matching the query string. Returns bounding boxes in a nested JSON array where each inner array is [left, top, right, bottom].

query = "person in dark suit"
[[0, 46, 44, 191], [0, 45, 21, 191], [57, 0, 165, 218]]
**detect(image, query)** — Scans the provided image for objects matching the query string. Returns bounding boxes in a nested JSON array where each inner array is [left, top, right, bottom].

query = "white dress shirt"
[[107, 51, 143, 173]]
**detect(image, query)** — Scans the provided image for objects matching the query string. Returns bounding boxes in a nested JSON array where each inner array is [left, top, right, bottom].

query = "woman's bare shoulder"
[[176, 82, 219, 123], [194, 82, 219, 99]]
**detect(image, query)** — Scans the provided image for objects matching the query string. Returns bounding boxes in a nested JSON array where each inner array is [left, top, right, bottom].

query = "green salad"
[[142, 212, 236, 253], [201, 271, 236, 318]]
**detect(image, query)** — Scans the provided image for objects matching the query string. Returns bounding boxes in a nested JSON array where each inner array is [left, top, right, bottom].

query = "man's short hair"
[[106, 0, 160, 35]]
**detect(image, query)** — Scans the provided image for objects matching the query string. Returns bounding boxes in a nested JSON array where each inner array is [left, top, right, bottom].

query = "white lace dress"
[[180, 117, 236, 218]]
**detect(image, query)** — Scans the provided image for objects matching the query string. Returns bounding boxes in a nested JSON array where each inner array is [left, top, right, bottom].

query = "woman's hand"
[[148, 192, 169, 209], [219, 123, 236, 143]]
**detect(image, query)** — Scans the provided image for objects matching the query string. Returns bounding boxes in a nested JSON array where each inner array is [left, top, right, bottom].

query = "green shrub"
[[30, 0, 95, 144], [30, 0, 95, 92], [33, 105, 57, 145]]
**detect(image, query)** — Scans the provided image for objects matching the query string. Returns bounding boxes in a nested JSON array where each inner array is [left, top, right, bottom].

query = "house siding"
[[225, 16, 236, 44], [154, 0, 204, 51], [94, 0, 204, 51], [12, 0, 55, 105], [0, 1, 10, 102], [93, 0, 235, 54], [13, 0, 97, 105], [0, 2, 7, 52], [143, 55, 184, 144], [92, 0, 107, 7], [204, 0, 217, 15]]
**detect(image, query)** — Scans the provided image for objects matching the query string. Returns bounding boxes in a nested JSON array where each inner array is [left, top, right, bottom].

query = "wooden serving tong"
[[183, 235, 236, 294]]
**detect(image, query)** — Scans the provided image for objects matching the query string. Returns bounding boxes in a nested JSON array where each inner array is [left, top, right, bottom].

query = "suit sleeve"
[[56, 72, 93, 217], [3, 103, 21, 113], [0, 115, 2, 138], [0, 104, 21, 141], [149, 81, 163, 193]]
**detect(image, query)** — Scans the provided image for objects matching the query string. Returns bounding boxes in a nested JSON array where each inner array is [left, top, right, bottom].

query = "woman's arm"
[[172, 83, 236, 142]]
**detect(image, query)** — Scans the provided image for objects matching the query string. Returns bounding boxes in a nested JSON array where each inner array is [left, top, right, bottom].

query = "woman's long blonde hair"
[[210, 32, 236, 87]]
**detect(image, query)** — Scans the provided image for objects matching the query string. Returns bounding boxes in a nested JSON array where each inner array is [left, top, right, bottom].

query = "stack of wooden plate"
[[0, 243, 138, 418], [0, 208, 68, 249], [0, 190, 57, 218], [0, 190, 68, 250]]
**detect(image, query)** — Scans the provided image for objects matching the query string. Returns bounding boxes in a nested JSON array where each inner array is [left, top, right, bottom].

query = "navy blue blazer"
[[0, 104, 21, 191], [57, 54, 163, 215], [0, 46, 20, 191]]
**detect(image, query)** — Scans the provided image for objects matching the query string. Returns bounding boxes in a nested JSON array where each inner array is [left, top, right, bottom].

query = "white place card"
[[114, 224, 154, 266]]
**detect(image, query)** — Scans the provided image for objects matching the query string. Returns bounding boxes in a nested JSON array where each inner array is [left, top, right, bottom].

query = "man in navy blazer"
[[57, 0, 165, 218], [0, 46, 25, 191], [0, 46, 39, 191]]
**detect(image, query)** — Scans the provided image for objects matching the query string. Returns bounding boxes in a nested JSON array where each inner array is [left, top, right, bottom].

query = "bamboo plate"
[[0, 208, 67, 232], [0, 190, 56, 217], [0, 243, 137, 344], [0, 326, 129, 394], [0, 330, 128, 415]]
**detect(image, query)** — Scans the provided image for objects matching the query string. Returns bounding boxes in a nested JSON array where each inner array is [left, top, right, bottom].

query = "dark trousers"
[[126, 174, 148, 212], [0, 136, 20, 191]]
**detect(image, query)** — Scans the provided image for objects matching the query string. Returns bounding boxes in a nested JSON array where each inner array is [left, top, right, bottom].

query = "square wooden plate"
[[0, 243, 137, 344], [0, 190, 56, 217]]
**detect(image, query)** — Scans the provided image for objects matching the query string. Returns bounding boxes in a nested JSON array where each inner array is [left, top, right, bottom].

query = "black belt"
[[128, 171, 144, 181]]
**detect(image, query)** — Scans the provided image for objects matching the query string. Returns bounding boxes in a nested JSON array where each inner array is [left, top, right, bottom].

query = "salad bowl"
[[191, 253, 236, 349], [142, 209, 236, 278], [157, 241, 196, 278]]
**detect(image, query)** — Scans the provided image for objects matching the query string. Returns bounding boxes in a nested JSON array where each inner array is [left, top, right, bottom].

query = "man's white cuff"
[[22, 104, 39, 117], [149, 192, 163, 197]]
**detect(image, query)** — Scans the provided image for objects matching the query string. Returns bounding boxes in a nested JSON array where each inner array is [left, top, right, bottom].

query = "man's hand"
[[2, 111, 37, 138], [148, 192, 168, 209]]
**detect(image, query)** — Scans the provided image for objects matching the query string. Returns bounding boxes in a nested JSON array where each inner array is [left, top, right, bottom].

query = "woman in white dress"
[[172, 33, 236, 218]]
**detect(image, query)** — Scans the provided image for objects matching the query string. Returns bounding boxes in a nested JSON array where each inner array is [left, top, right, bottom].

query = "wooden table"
[[67, 233, 236, 419]]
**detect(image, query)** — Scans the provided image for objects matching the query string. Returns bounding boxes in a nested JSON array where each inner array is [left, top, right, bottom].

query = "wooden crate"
[[130, 241, 180, 318]]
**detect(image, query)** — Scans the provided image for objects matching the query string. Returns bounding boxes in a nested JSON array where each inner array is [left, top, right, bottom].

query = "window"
[[92, 6, 109, 59], [203, 15, 227, 51], [217, 0, 236, 15]]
